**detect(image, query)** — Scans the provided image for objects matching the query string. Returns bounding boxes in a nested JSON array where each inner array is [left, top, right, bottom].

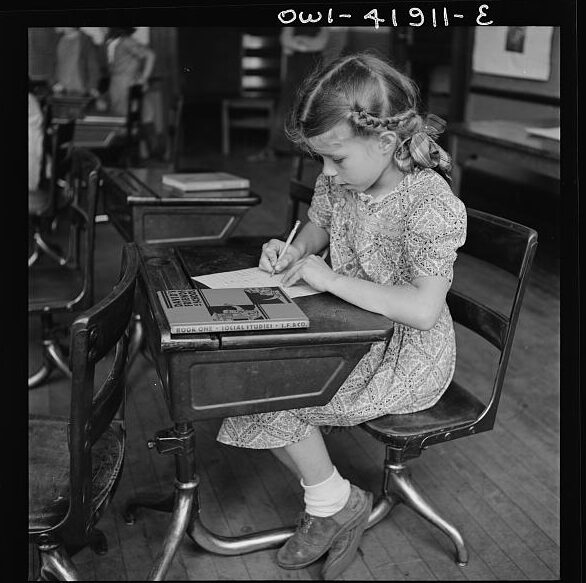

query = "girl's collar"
[[355, 170, 419, 204]]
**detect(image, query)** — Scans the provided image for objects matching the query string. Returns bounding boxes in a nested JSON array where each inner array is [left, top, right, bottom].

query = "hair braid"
[[286, 51, 452, 180]]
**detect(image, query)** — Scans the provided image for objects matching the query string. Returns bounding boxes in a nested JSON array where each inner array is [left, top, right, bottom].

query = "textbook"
[[157, 287, 310, 334], [161, 172, 250, 192]]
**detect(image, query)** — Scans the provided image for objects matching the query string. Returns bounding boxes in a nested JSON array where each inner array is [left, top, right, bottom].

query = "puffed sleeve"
[[405, 176, 467, 284], [307, 172, 334, 233]]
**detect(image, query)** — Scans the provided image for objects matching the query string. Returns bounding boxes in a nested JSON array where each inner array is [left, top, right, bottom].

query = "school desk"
[[128, 240, 394, 580], [51, 109, 127, 149], [449, 120, 560, 197], [100, 167, 261, 246]]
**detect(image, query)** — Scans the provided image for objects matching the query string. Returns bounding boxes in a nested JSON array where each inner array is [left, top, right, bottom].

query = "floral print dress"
[[217, 168, 467, 449]]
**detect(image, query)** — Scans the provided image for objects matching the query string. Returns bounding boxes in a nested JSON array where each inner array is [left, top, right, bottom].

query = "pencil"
[[271, 220, 301, 276]]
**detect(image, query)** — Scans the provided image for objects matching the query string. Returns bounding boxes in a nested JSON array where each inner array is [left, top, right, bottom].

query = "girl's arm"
[[282, 260, 450, 331], [326, 273, 450, 331], [290, 221, 330, 258]]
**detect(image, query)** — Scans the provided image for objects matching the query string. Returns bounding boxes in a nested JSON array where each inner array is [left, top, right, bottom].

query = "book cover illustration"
[[161, 172, 250, 192], [157, 287, 309, 334]]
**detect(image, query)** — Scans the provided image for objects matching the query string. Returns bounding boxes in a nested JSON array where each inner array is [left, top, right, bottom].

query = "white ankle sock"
[[301, 466, 351, 518]]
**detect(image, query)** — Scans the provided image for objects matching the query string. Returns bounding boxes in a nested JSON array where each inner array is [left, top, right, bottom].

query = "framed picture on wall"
[[472, 26, 554, 81]]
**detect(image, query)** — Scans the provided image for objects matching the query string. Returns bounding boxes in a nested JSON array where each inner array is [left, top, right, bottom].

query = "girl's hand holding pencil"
[[259, 237, 303, 275], [259, 220, 333, 290], [259, 220, 303, 275]]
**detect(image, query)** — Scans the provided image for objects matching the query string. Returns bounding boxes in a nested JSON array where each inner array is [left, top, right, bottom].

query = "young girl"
[[218, 52, 467, 580]]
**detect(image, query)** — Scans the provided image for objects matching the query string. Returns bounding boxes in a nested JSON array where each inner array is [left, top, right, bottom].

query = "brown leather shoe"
[[276, 485, 372, 570], [321, 494, 372, 580]]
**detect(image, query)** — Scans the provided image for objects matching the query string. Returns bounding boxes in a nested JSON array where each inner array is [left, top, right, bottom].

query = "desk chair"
[[92, 84, 144, 168], [29, 148, 100, 389], [166, 93, 184, 169], [156, 93, 208, 173], [28, 243, 139, 581], [124, 84, 144, 165], [221, 32, 284, 156], [29, 117, 76, 268], [358, 208, 538, 565]]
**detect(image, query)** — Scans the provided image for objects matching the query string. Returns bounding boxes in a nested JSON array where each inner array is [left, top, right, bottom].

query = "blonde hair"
[[286, 51, 451, 178]]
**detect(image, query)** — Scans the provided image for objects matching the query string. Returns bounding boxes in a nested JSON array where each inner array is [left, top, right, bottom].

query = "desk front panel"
[[136, 243, 394, 423], [134, 205, 255, 246], [167, 342, 373, 422]]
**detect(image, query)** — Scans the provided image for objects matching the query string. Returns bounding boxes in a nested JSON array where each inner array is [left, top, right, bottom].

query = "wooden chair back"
[[445, 208, 538, 435], [168, 93, 184, 169], [37, 117, 76, 216], [62, 243, 139, 542], [286, 178, 314, 232], [125, 84, 144, 163], [64, 148, 101, 309], [239, 33, 283, 98]]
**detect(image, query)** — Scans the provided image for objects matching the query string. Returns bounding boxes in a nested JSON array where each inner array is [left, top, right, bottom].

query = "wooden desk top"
[[104, 167, 261, 206], [73, 125, 121, 148], [138, 240, 394, 353], [449, 120, 560, 161], [53, 112, 126, 127]]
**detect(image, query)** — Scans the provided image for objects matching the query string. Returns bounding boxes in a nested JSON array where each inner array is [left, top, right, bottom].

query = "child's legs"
[[272, 428, 334, 486]]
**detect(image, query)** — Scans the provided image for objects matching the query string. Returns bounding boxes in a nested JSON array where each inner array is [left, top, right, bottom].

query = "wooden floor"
[[29, 128, 560, 580]]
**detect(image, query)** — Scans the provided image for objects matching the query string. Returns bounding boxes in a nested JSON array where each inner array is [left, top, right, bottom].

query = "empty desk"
[[449, 120, 560, 197], [100, 167, 261, 245]]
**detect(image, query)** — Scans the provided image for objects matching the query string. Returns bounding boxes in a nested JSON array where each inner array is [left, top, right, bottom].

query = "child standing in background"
[[51, 28, 101, 99], [218, 52, 467, 579], [104, 27, 156, 158]]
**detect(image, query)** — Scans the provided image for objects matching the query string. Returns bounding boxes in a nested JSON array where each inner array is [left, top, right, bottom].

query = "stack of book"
[[162, 172, 250, 194]]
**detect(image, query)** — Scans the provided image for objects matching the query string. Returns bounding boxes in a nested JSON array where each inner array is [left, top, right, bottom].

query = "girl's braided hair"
[[286, 51, 451, 179]]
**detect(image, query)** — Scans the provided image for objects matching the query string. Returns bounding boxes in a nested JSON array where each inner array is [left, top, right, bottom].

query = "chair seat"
[[29, 265, 85, 312], [28, 415, 125, 532], [361, 381, 486, 443]]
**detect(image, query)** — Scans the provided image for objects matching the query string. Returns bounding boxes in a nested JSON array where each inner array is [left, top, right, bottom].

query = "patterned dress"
[[217, 168, 467, 449]]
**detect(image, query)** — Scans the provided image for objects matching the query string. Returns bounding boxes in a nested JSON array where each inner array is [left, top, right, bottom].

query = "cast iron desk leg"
[[137, 423, 199, 581], [185, 495, 395, 556], [138, 423, 398, 579]]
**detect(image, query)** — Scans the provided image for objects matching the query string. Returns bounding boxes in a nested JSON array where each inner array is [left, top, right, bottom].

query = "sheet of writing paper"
[[192, 267, 321, 298]]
